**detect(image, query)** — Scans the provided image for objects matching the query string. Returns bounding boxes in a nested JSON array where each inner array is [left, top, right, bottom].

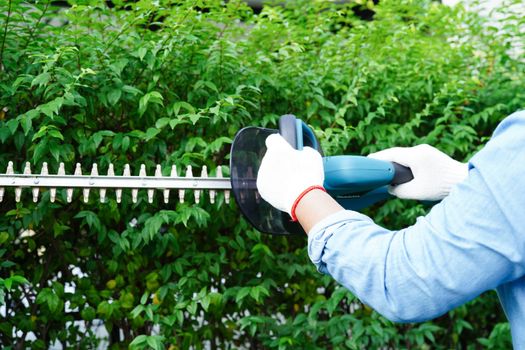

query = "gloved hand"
[[368, 144, 468, 201], [256, 134, 324, 218]]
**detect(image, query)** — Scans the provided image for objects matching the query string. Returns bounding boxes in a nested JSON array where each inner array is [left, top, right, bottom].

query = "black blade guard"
[[230, 127, 304, 235]]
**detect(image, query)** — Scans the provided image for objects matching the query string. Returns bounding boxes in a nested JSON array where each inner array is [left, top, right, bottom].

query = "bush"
[[0, 0, 523, 348]]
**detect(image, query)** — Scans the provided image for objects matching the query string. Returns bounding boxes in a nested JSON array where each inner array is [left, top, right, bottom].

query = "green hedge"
[[0, 0, 523, 348]]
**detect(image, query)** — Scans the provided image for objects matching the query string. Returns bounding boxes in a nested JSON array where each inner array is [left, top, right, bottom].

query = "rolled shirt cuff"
[[307, 209, 373, 275]]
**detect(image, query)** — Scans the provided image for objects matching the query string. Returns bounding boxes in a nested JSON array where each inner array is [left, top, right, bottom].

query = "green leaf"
[[107, 89, 122, 106], [122, 85, 142, 95], [130, 305, 144, 318], [129, 335, 148, 348], [36, 288, 60, 312], [74, 211, 101, 230], [38, 97, 64, 118], [20, 114, 33, 136], [201, 295, 211, 311], [4, 278, 12, 290], [0, 124, 10, 143], [140, 292, 149, 305], [139, 91, 164, 116], [235, 287, 251, 304], [144, 127, 160, 142], [48, 129, 64, 140], [155, 117, 170, 129], [49, 141, 61, 162], [14, 131, 24, 152], [137, 47, 147, 61], [81, 306, 96, 321], [250, 286, 261, 303], [122, 136, 130, 151], [6, 119, 19, 135], [33, 139, 48, 163], [146, 336, 163, 350], [32, 126, 48, 142], [0, 232, 9, 245], [171, 101, 195, 115], [186, 301, 198, 315], [31, 72, 51, 87]]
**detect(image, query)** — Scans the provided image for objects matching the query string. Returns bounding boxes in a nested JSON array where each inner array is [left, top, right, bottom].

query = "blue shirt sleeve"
[[308, 110, 525, 323]]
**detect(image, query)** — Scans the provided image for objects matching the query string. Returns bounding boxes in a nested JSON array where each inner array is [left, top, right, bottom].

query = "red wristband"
[[290, 185, 327, 222]]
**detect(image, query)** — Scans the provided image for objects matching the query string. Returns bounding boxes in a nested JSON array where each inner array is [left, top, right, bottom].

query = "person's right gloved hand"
[[368, 144, 468, 201]]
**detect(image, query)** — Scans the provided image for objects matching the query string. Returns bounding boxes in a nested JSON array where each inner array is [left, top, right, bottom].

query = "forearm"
[[295, 189, 344, 233], [307, 209, 477, 322], [304, 166, 525, 322], [295, 189, 438, 320]]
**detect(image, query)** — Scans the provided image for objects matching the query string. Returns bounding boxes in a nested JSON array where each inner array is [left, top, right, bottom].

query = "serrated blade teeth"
[[198, 166, 208, 205], [121, 164, 130, 203], [15, 162, 31, 202], [53, 162, 65, 203], [131, 164, 144, 203], [1, 163, 231, 205], [68, 163, 81, 203], [217, 166, 230, 204], [34, 162, 48, 202], [164, 165, 177, 204], [180, 165, 192, 204], [108, 163, 118, 202], [1, 161, 14, 202], [147, 165, 160, 204]]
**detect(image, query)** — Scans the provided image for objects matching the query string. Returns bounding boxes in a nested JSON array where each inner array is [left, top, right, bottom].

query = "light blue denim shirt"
[[308, 111, 525, 348]]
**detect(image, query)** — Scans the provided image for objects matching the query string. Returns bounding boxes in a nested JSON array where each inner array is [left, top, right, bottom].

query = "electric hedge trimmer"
[[0, 115, 413, 235]]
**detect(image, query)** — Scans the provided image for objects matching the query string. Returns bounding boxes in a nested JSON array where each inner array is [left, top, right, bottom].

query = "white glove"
[[256, 134, 324, 216], [368, 144, 468, 201]]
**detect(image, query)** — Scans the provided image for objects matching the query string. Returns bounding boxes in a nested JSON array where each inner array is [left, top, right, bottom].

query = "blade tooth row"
[[1, 163, 230, 204]]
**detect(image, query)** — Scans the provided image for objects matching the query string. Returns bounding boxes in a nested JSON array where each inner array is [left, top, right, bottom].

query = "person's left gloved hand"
[[256, 134, 324, 218]]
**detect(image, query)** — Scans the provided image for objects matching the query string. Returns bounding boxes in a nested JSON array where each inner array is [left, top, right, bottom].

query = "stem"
[[132, 2, 196, 86], [22, 0, 51, 51], [0, 0, 13, 71], [102, 16, 142, 56], [219, 39, 223, 91]]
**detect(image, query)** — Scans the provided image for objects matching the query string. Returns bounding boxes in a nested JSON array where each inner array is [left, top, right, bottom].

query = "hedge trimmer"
[[0, 115, 413, 235]]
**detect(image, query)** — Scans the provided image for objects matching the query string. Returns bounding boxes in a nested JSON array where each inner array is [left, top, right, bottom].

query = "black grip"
[[278, 114, 298, 149], [391, 162, 414, 185]]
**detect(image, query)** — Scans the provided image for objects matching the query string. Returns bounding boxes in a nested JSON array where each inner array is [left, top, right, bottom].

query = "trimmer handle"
[[278, 114, 299, 149], [278, 114, 321, 153], [279, 115, 414, 186], [391, 162, 414, 185]]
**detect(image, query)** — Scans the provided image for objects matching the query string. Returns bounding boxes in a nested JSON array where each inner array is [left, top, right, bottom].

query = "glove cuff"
[[290, 185, 327, 221], [436, 161, 469, 199]]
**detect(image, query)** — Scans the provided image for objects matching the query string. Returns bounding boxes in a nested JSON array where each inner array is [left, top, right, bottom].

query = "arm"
[[257, 111, 525, 322], [307, 164, 525, 322], [306, 112, 525, 322], [294, 189, 344, 233]]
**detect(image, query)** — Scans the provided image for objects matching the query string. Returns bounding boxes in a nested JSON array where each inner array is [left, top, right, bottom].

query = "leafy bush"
[[0, 0, 523, 348]]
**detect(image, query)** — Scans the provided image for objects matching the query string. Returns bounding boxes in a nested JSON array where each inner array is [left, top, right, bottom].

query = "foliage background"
[[0, 0, 524, 348]]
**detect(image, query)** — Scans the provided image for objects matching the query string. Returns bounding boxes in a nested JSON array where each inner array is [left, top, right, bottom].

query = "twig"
[[102, 16, 143, 56], [0, 0, 13, 71], [22, 0, 51, 51]]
